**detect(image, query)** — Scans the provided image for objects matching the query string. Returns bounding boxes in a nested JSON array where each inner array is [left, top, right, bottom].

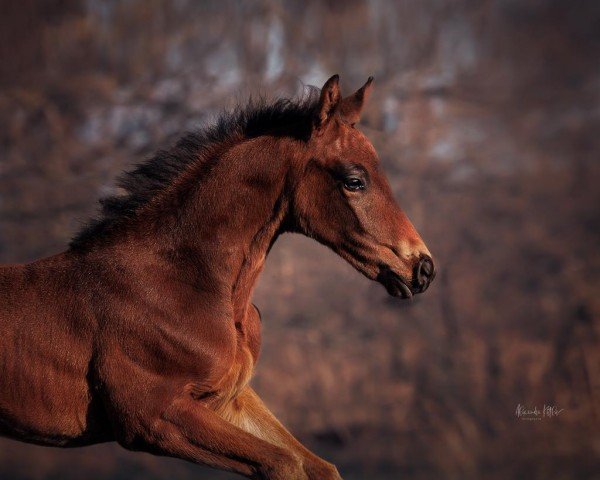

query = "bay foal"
[[0, 75, 434, 479]]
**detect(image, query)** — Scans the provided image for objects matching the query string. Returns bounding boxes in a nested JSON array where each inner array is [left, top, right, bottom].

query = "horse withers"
[[0, 75, 434, 479]]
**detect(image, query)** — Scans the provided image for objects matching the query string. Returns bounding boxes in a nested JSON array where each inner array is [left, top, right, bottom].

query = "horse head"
[[291, 75, 435, 298]]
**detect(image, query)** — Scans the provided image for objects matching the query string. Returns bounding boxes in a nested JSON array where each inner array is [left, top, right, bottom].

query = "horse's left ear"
[[314, 74, 341, 132], [339, 76, 374, 126]]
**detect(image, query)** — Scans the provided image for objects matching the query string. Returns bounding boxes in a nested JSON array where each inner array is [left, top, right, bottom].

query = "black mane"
[[69, 89, 319, 250]]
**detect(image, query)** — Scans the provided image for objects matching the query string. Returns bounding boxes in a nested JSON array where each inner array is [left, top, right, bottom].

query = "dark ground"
[[0, 1, 598, 479]]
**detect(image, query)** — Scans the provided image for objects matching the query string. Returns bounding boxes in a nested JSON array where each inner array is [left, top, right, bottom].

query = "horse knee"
[[258, 451, 307, 480], [304, 459, 342, 480]]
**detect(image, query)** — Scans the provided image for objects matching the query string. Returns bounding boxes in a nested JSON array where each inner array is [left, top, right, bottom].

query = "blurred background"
[[0, 1, 599, 479]]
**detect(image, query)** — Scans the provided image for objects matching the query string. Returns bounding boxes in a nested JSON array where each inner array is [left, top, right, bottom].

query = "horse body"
[[0, 254, 99, 445], [0, 76, 435, 479], [0, 232, 265, 446]]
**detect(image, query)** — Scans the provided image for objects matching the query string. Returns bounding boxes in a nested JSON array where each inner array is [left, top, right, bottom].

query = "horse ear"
[[339, 76, 374, 126], [314, 74, 341, 132]]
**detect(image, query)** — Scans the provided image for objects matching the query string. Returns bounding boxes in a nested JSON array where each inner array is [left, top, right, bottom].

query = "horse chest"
[[210, 304, 262, 403], [213, 343, 255, 405], [235, 303, 262, 364]]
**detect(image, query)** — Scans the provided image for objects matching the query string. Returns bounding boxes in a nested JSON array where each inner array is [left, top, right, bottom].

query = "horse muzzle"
[[377, 254, 436, 299]]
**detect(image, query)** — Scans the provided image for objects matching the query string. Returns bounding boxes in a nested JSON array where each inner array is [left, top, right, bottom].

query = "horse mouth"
[[377, 268, 413, 299]]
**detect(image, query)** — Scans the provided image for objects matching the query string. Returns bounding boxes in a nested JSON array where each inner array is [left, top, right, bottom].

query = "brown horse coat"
[[0, 75, 434, 479]]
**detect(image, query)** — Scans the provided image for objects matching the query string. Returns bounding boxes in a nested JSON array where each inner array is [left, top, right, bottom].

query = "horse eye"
[[343, 177, 365, 191]]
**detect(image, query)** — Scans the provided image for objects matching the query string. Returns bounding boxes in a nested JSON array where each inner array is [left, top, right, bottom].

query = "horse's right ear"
[[314, 74, 341, 133]]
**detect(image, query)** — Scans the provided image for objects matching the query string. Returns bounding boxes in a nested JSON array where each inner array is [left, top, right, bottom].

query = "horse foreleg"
[[218, 387, 342, 480], [138, 393, 308, 480]]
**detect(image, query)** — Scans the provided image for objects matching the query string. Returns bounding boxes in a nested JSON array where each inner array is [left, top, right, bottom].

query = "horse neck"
[[164, 135, 296, 317]]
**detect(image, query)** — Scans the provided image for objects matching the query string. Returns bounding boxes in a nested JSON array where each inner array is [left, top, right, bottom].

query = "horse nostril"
[[421, 257, 433, 276], [415, 255, 435, 292]]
